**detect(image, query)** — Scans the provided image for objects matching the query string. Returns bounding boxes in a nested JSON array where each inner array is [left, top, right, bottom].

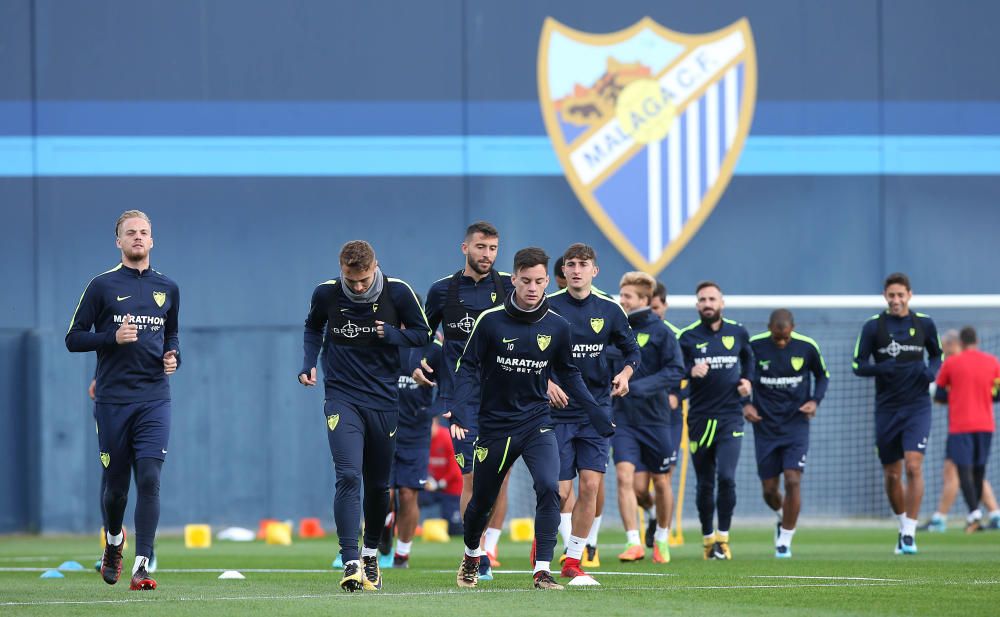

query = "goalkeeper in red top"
[[935, 326, 1000, 532]]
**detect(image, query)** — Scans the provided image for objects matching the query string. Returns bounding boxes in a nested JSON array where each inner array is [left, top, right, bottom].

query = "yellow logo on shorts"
[[475, 446, 489, 463], [791, 356, 804, 371], [590, 318, 605, 333], [491, 292, 497, 303], [327, 414, 340, 431], [100, 452, 110, 468], [153, 291, 166, 307], [537, 334, 552, 351], [455, 453, 466, 468], [689, 442, 698, 454], [637, 332, 650, 347], [722, 336, 735, 350]]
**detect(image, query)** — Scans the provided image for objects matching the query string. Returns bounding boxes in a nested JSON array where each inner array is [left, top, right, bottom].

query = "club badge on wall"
[[538, 17, 757, 274]]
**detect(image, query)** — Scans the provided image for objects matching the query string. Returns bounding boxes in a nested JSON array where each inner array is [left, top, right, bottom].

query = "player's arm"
[[608, 309, 640, 396], [162, 284, 181, 374], [800, 341, 830, 417], [378, 281, 432, 347], [450, 314, 489, 435], [66, 279, 116, 351], [922, 317, 943, 381], [629, 333, 684, 399], [737, 328, 754, 398], [552, 328, 613, 436], [299, 284, 329, 386], [852, 319, 893, 377]]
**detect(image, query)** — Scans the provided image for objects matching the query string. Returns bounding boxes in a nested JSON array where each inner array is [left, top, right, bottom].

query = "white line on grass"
[[0, 582, 911, 607], [747, 575, 902, 582]]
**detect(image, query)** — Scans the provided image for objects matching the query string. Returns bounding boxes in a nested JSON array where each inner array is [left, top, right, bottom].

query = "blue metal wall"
[[2, 1, 999, 531]]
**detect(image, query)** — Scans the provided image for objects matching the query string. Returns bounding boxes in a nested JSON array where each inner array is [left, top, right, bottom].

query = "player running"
[[852, 272, 942, 554], [415, 221, 514, 577], [610, 272, 684, 564], [66, 210, 180, 591], [299, 240, 430, 591], [745, 309, 829, 558], [547, 244, 640, 580], [677, 281, 753, 560], [451, 247, 613, 590]]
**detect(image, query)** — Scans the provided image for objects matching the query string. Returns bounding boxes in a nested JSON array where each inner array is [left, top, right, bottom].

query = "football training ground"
[[2, 526, 998, 616]]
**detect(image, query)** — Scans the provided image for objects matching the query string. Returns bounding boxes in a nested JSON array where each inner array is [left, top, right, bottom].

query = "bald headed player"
[[746, 309, 829, 557]]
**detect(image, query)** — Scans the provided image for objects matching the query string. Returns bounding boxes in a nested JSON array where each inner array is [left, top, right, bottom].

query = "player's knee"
[[783, 474, 801, 493], [336, 468, 363, 493], [134, 466, 161, 497], [578, 476, 600, 500], [904, 460, 923, 478], [718, 474, 736, 490]]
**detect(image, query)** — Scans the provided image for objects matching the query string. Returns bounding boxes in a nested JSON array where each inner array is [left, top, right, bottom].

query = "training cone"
[[40, 570, 65, 579], [58, 561, 84, 571], [299, 517, 325, 538], [332, 555, 344, 568], [256, 518, 280, 540], [265, 521, 293, 545], [184, 524, 212, 549], [421, 518, 450, 543], [218, 570, 246, 580], [568, 575, 601, 586], [379, 553, 394, 568], [510, 517, 534, 542]]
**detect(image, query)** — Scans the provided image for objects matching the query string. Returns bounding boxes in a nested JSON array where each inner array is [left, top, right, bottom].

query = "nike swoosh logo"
[[389, 427, 397, 437], [418, 479, 427, 484], [540, 428, 552, 433], [732, 431, 744, 437], [161, 449, 168, 454], [502, 338, 518, 343], [117, 296, 131, 301]]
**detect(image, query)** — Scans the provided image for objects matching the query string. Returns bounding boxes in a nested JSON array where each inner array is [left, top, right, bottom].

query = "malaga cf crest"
[[538, 17, 757, 274]]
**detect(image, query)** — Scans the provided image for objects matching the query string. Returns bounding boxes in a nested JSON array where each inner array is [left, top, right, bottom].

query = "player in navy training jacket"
[[451, 248, 610, 591], [66, 210, 180, 591], [299, 240, 430, 592]]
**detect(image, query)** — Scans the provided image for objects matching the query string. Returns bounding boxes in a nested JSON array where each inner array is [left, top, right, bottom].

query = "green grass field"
[[2, 526, 999, 616]]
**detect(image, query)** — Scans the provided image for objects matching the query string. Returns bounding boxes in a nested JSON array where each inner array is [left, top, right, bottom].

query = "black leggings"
[[104, 457, 162, 558], [957, 464, 986, 515]]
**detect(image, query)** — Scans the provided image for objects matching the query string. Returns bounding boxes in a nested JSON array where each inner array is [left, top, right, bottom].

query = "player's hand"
[[450, 423, 467, 440], [299, 367, 317, 386], [743, 403, 762, 423], [668, 393, 679, 410], [737, 378, 752, 397], [799, 400, 818, 418], [115, 314, 138, 344], [88, 379, 96, 401], [412, 357, 435, 386], [691, 362, 710, 378], [376, 320, 387, 339], [611, 367, 632, 397], [163, 350, 178, 375], [547, 380, 569, 408]]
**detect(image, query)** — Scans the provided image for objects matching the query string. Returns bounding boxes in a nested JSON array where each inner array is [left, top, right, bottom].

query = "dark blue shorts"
[[390, 446, 431, 489], [753, 431, 809, 480], [95, 400, 171, 473], [452, 431, 477, 474], [946, 432, 993, 467], [555, 422, 610, 481], [612, 424, 673, 474], [875, 406, 931, 465]]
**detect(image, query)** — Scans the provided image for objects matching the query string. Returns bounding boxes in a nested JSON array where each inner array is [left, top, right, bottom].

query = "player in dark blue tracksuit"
[[299, 241, 430, 592], [546, 244, 640, 577], [746, 309, 829, 558], [677, 282, 753, 560], [608, 272, 684, 564], [66, 210, 179, 591], [416, 221, 514, 576], [452, 248, 611, 591], [388, 340, 442, 567], [852, 272, 941, 554]]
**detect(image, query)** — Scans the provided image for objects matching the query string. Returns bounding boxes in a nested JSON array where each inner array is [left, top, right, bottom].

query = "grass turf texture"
[[2, 526, 998, 616]]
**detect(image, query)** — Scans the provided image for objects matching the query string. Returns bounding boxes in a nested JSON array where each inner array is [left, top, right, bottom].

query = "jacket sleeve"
[[301, 284, 328, 375], [629, 332, 684, 399], [853, 319, 894, 377], [380, 281, 432, 348], [164, 284, 181, 368], [810, 341, 830, 404], [65, 279, 116, 352], [450, 316, 488, 429], [552, 326, 613, 436]]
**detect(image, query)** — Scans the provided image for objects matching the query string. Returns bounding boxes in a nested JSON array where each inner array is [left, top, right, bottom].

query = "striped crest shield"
[[538, 17, 757, 274]]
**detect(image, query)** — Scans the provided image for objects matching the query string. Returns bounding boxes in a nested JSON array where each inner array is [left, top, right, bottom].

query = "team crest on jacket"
[[153, 291, 166, 307], [791, 356, 804, 371], [538, 17, 757, 274], [537, 334, 552, 351], [721, 335, 735, 350], [327, 414, 340, 432], [590, 317, 605, 333], [636, 332, 650, 347]]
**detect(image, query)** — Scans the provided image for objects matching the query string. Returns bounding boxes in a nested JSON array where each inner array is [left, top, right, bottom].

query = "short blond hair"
[[339, 240, 376, 270], [115, 210, 151, 236], [619, 271, 656, 301]]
